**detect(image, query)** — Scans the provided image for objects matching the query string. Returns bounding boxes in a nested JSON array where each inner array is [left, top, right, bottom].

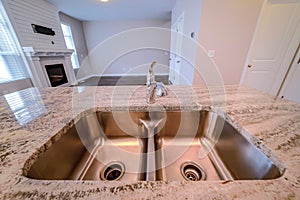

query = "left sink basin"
[[26, 112, 148, 181]]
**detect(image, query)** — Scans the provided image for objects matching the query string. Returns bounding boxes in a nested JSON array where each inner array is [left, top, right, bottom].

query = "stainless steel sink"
[[154, 111, 282, 181], [27, 112, 148, 181], [26, 111, 283, 181]]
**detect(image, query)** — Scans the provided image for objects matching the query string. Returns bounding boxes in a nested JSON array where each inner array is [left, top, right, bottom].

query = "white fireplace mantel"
[[22, 47, 74, 57], [22, 47, 77, 87]]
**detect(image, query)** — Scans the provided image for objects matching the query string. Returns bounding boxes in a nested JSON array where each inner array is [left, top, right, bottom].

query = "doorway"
[[240, 0, 300, 96], [169, 14, 184, 85]]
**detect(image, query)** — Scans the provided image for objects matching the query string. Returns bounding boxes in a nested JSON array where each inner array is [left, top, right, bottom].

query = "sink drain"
[[100, 162, 125, 181], [181, 162, 206, 181]]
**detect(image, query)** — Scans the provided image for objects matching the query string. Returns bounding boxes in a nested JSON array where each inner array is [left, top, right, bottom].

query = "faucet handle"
[[156, 82, 168, 97]]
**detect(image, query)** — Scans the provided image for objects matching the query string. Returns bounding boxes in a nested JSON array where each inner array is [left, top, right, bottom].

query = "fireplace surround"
[[22, 47, 77, 87]]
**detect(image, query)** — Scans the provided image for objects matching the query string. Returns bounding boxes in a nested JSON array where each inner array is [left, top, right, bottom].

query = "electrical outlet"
[[208, 50, 215, 58]]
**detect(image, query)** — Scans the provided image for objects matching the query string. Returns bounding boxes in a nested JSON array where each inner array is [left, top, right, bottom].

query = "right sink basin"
[[155, 111, 283, 181]]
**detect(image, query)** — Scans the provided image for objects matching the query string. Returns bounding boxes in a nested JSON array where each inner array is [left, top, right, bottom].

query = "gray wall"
[[59, 12, 89, 67], [82, 20, 171, 76]]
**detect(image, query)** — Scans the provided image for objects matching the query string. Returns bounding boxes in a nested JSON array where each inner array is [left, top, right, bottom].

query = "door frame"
[[169, 13, 184, 85], [277, 42, 300, 100]]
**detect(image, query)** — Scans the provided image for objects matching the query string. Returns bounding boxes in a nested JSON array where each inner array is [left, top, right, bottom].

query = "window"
[[0, 2, 29, 84], [61, 23, 80, 69]]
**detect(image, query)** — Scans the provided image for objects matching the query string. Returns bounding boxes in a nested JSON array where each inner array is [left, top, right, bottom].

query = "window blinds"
[[0, 2, 29, 84], [61, 23, 80, 69]]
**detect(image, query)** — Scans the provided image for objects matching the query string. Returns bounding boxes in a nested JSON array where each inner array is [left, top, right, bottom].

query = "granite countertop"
[[0, 85, 299, 199]]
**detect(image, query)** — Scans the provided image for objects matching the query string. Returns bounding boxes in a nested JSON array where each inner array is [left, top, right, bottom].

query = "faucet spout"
[[146, 61, 157, 91], [147, 83, 156, 104], [146, 61, 168, 104]]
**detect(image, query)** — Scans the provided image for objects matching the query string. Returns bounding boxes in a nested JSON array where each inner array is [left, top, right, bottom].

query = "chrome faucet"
[[146, 61, 168, 104]]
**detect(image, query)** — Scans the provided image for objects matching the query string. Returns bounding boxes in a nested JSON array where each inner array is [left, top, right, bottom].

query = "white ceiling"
[[46, 0, 177, 21]]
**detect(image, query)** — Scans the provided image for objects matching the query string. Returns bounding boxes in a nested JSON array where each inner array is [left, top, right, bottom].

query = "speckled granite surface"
[[0, 85, 299, 199]]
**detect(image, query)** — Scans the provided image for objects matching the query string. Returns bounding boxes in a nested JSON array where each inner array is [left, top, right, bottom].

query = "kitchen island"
[[0, 85, 299, 199]]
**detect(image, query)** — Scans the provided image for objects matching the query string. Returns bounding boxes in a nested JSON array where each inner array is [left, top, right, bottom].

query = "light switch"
[[208, 50, 215, 58]]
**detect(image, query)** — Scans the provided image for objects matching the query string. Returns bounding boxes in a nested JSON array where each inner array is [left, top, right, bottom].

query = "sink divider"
[[139, 118, 163, 181]]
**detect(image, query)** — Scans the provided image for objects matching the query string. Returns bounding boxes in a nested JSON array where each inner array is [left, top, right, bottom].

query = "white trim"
[[22, 47, 74, 57], [276, 23, 300, 97], [170, 12, 185, 85], [271, 4, 300, 95], [172, 12, 185, 31]]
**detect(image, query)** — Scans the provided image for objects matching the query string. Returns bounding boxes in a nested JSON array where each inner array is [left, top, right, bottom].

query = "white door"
[[169, 15, 184, 85], [240, 0, 300, 95], [279, 44, 300, 103]]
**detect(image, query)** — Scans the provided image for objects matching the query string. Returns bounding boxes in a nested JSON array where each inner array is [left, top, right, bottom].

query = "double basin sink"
[[26, 111, 283, 181]]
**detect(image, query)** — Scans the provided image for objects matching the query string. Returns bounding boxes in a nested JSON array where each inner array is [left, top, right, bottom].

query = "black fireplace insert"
[[45, 64, 68, 87]]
